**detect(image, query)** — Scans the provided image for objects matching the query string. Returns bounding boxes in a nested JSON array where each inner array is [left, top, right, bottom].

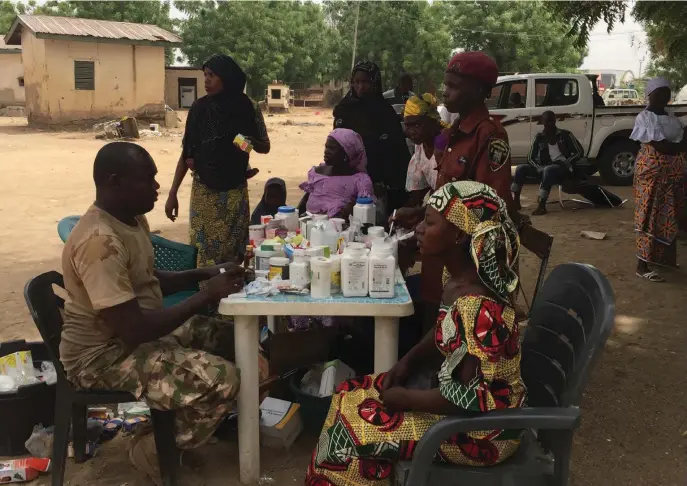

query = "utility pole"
[[351, 1, 360, 70]]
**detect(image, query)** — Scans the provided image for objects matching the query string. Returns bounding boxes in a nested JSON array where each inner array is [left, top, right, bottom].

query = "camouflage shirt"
[[60, 205, 163, 375]]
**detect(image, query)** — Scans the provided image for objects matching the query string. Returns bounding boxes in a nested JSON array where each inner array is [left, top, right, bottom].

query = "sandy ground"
[[0, 109, 685, 485]]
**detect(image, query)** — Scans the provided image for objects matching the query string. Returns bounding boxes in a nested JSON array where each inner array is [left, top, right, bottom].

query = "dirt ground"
[[0, 108, 685, 485]]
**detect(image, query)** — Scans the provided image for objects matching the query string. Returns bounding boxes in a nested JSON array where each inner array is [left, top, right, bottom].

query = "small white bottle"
[[367, 226, 385, 238], [368, 244, 396, 298], [276, 206, 299, 232], [341, 245, 369, 297], [353, 197, 376, 225], [310, 257, 332, 299], [290, 249, 310, 288]]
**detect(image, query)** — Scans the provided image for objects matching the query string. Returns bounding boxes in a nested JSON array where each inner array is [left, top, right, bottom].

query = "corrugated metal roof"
[[4, 15, 181, 46]]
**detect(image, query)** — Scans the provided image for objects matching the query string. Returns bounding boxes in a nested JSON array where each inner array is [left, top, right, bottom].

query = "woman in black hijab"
[[333, 60, 411, 219], [165, 54, 270, 268]]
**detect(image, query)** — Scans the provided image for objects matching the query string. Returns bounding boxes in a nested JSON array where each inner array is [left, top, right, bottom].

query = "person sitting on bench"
[[511, 110, 584, 215]]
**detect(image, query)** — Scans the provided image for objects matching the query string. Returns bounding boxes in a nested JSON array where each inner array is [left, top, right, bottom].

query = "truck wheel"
[[598, 139, 638, 186]]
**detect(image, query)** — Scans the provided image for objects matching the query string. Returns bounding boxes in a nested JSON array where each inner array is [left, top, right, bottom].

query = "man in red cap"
[[436, 50, 513, 198], [393, 51, 525, 335]]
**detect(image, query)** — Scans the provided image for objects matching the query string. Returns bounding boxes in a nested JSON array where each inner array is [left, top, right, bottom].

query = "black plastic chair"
[[395, 263, 615, 486], [23, 271, 179, 486], [517, 224, 554, 320]]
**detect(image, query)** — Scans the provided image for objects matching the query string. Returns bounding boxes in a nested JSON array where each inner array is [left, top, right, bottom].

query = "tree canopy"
[[323, 0, 585, 92], [545, 1, 626, 49], [634, 1, 687, 89], [323, 0, 453, 91], [3, 0, 597, 98], [547, 1, 687, 88], [445, 1, 587, 74], [177, 0, 337, 96]]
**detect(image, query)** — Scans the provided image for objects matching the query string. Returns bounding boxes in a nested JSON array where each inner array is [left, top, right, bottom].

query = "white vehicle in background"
[[488, 73, 687, 185], [602, 88, 642, 106], [675, 84, 687, 104]]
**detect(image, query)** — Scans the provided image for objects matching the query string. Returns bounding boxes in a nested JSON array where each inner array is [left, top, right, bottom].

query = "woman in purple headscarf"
[[298, 128, 375, 219]]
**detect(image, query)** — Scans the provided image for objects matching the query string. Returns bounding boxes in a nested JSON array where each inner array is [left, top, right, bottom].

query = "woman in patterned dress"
[[630, 77, 686, 282], [306, 181, 525, 486], [165, 54, 270, 269]]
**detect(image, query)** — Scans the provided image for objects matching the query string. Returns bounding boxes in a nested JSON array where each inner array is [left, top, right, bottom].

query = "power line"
[[451, 27, 644, 39]]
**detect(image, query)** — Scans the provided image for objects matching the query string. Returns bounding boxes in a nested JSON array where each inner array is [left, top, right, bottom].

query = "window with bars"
[[74, 60, 95, 90]]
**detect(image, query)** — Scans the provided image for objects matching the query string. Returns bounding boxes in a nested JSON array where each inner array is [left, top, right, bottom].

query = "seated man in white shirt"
[[402, 93, 448, 207], [511, 110, 584, 215]]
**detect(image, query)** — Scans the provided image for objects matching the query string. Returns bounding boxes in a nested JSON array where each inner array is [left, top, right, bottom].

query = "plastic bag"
[[37, 361, 57, 385], [24, 424, 53, 458], [117, 401, 150, 418], [244, 278, 279, 296], [0, 374, 16, 393]]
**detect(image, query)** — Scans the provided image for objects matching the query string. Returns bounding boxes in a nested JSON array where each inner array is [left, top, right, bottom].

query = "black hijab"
[[250, 177, 286, 225], [182, 54, 259, 191], [333, 60, 410, 191]]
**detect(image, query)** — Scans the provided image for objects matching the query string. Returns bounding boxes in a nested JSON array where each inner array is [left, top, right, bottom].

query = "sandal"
[[636, 270, 665, 282]]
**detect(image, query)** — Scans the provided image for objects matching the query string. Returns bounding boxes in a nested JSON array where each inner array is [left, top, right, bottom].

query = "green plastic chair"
[[56, 216, 198, 307], [150, 234, 199, 307]]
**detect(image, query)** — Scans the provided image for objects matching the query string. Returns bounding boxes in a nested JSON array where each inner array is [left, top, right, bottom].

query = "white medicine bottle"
[[290, 249, 310, 288], [352, 197, 376, 225], [368, 244, 395, 298], [341, 245, 369, 297]]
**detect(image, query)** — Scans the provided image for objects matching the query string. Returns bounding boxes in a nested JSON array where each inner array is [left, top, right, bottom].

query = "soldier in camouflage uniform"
[[61, 142, 260, 484]]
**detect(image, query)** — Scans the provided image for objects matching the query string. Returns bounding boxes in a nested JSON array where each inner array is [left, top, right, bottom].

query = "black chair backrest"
[[518, 224, 554, 314], [23, 271, 70, 384], [522, 263, 615, 408]]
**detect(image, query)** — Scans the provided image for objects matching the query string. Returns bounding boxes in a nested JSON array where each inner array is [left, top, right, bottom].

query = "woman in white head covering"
[[630, 77, 686, 281]]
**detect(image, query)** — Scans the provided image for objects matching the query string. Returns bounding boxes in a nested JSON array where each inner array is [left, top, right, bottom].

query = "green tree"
[[177, 0, 338, 97], [633, 2, 687, 89], [445, 1, 587, 74], [0, 0, 26, 34], [548, 1, 687, 88], [323, 1, 453, 92], [545, 1, 626, 49]]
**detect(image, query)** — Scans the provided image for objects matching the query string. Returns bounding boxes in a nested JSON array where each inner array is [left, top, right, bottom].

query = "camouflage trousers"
[[70, 315, 258, 449]]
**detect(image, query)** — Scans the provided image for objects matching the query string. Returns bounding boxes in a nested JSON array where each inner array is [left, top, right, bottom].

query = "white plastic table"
[[217, 276, 414, 484]]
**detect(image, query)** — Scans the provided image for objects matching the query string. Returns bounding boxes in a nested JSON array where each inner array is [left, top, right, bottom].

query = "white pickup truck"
[[485, 73, 687, 185]]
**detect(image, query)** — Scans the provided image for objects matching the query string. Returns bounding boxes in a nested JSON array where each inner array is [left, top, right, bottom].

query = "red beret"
[[446, 51, 499, 87]]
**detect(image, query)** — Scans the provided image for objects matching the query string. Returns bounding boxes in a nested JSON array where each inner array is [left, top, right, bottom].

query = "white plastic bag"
[[38, 362, 57, 385], [0, 375, 16, 393]]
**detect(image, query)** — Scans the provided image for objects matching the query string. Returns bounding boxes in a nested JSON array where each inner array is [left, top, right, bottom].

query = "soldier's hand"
[[206, 270, 245, 301]]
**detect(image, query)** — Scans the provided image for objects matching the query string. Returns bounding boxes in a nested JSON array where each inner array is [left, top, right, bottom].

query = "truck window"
[[488, 80, 527, 109], [486, 85, 504, 110], [535, 79, 580, 107]]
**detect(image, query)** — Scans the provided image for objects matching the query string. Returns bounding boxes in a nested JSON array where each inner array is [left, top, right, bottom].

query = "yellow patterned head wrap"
[[428, 181, 520, 301], [403, 93, 450, 128]]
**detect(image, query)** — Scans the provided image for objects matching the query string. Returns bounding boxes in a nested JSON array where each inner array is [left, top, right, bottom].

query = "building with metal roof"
[[0, 38, 24, 108], [4, 15, 181, 47], [4, 15, 180, 124]]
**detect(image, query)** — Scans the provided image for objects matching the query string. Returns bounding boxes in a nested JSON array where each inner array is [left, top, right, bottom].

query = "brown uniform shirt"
[[60, 205, 163, 375], [422, 105, 514, 305]]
